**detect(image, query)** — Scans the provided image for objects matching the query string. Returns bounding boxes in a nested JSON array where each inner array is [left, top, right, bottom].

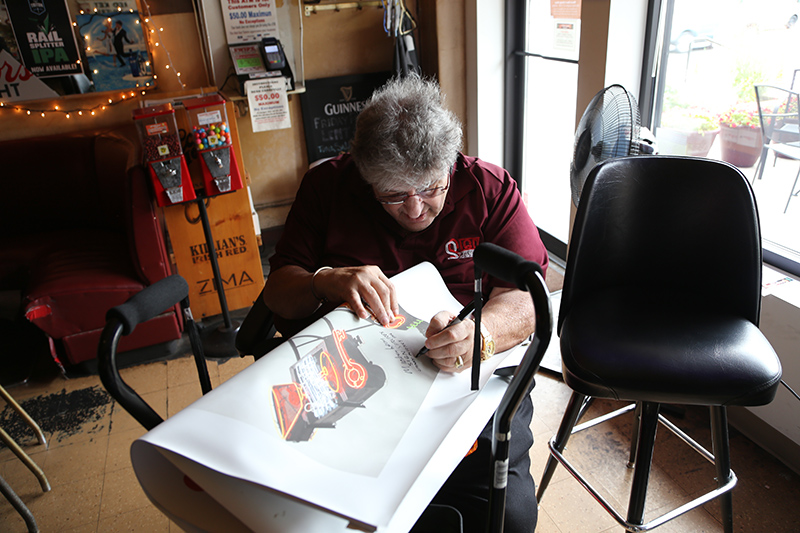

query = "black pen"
[[416, 301, 476, 357]]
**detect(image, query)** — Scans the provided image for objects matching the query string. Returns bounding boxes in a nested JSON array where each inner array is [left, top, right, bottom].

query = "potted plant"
[[657, 106, 720, 158], [718, 103, 763, 168]]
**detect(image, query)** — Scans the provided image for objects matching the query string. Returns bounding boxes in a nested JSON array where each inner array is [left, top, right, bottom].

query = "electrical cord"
[[781, 379, 800, 402], [218, 70, 239, 93]]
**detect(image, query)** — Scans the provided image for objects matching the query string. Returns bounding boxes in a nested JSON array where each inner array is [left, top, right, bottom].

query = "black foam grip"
[[473, 243, 543, 290], [107, 275, 189, 335]]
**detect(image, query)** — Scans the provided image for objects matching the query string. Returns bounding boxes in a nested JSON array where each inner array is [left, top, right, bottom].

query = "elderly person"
[[263, 75, 548, 532]]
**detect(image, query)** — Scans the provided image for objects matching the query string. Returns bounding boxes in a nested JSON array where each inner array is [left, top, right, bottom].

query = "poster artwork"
[[75, 9, 155, 92], [271, 305, 430, 448], [131, 262, 520, 531], [4, 0, 83, 78]]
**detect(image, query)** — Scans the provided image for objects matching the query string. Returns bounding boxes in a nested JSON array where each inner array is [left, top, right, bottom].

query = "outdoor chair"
[[754, 84, 800, 212]]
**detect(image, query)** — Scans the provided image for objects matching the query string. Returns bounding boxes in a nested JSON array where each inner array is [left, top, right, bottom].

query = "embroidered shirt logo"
[[445, 237, 480, 260]]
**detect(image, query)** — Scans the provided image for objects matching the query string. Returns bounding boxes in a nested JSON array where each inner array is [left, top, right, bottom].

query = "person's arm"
[[421, 286, 535, 373], [263, 264, 400, 326]]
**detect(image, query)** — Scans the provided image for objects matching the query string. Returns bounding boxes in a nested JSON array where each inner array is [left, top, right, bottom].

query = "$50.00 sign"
[[246, 78, 291, 132]]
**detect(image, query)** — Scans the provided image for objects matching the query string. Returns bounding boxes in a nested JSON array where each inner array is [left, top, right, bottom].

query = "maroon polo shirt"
[[270, 152, 549, 336]]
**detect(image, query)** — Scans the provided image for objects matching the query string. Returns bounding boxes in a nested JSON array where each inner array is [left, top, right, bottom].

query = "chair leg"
[[0, 474, 38, 532], [0, 385, 46, 446], [628, 402, 642, 468], [752, 146, 769, 183], [711, 406, 734, 533], [0, 427, 50, 493], [536, 391, 587, 502], [626, 402, 661, 526], [784, 165, 800, 213]]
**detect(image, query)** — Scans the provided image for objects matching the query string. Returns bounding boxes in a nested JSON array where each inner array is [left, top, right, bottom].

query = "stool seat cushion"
[[560, 289, 782, 407]]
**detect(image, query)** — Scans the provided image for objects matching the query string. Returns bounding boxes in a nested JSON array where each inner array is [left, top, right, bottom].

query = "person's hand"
[[313, 265, 399, 326], [421, 311, 476, 373]]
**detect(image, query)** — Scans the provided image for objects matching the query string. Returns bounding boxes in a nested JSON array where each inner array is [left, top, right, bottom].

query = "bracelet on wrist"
[[471, 317, 496, 361], [311, 266, 332, 302]]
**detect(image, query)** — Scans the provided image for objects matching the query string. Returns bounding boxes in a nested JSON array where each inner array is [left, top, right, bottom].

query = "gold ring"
[[455, 356, 464, 369]]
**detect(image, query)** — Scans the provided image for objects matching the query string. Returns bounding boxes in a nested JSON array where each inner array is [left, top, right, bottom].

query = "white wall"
[[729, 274, 800, 474], [604, 0, 647, 96], [465, 0, 505, 164]]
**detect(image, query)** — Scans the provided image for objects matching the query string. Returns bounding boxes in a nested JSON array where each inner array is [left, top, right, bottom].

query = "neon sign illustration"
[[272, 329, 387, 442]]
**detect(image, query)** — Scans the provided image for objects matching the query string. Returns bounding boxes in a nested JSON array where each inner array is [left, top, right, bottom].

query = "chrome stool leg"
[[0, 474, 38, 532], [536, 392, 586, 501]]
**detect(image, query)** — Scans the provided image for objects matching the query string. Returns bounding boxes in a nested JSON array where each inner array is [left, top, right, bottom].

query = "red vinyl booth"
[[0, 128, 183, 367]]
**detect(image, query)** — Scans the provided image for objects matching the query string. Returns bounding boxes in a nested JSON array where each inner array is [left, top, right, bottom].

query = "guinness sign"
[[299, 71, 391, 164]]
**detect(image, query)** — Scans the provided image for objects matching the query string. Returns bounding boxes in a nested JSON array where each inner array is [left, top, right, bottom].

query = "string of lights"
[[0, 92, 142, 118], [0, 0, 184, 119], [139, 0, 185, 90]]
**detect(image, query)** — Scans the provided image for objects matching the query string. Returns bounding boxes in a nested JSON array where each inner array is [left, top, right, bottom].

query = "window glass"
[[653, 0, 800, 266], [521, 1, 581, 249]]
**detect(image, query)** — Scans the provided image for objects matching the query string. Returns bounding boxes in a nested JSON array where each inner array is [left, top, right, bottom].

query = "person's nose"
[[403, 195, 425, 217]]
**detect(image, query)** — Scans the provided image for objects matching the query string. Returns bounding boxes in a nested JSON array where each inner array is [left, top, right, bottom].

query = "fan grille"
[[570, 84, 643, 206]]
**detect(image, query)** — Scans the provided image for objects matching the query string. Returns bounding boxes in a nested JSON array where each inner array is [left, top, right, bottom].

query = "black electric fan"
[[570, 84, 653, 206]]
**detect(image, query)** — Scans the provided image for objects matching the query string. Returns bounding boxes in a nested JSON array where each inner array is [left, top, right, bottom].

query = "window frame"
[[504, 0, 800, 277]]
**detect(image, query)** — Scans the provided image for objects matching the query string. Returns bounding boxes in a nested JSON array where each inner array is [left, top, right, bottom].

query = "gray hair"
[[350, 75, 462, 191]]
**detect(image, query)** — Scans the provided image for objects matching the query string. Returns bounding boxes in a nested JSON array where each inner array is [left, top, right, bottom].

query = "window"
[[509, 0, 800, 273], [515, 0, 581, 260], [649, 0, 800, 273]]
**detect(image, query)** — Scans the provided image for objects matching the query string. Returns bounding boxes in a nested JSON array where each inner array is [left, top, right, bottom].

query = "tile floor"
[[1, 260, 799, 532]]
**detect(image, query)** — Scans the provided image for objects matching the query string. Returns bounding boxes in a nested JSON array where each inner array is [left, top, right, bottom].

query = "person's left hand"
[[421, 311, 476, 373]]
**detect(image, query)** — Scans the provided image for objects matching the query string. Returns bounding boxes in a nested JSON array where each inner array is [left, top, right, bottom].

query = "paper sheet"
[[131, 262, 524, 532]]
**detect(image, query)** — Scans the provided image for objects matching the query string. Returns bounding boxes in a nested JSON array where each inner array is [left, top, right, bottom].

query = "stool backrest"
[[558, 155, 763, 334]]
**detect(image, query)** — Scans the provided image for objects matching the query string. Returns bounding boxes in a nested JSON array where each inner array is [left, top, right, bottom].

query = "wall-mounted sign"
[[245, 77, 291, 132], [551, 0, 581, 19], [0, 49, 59, 102], [5, 0, 83, 78], [229, 43, 265, 75], [554, 20, 578, 52], [299, 71, 392, 165], [220, 0, 279, 44]]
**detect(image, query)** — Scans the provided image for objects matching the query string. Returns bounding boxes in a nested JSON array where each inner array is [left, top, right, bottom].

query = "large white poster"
[[132, 262, 525, 532]]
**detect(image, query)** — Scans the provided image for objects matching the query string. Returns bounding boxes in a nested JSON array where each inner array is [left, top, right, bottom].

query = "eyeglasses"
[[375, 174, 451, 205]]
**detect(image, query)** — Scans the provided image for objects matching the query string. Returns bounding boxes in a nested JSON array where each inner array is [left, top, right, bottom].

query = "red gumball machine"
[[184, 94, 243, 197], [132, 103, 196, 207]]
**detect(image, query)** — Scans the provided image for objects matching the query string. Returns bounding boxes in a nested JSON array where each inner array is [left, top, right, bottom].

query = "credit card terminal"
[[260, 37, 287, 71]]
